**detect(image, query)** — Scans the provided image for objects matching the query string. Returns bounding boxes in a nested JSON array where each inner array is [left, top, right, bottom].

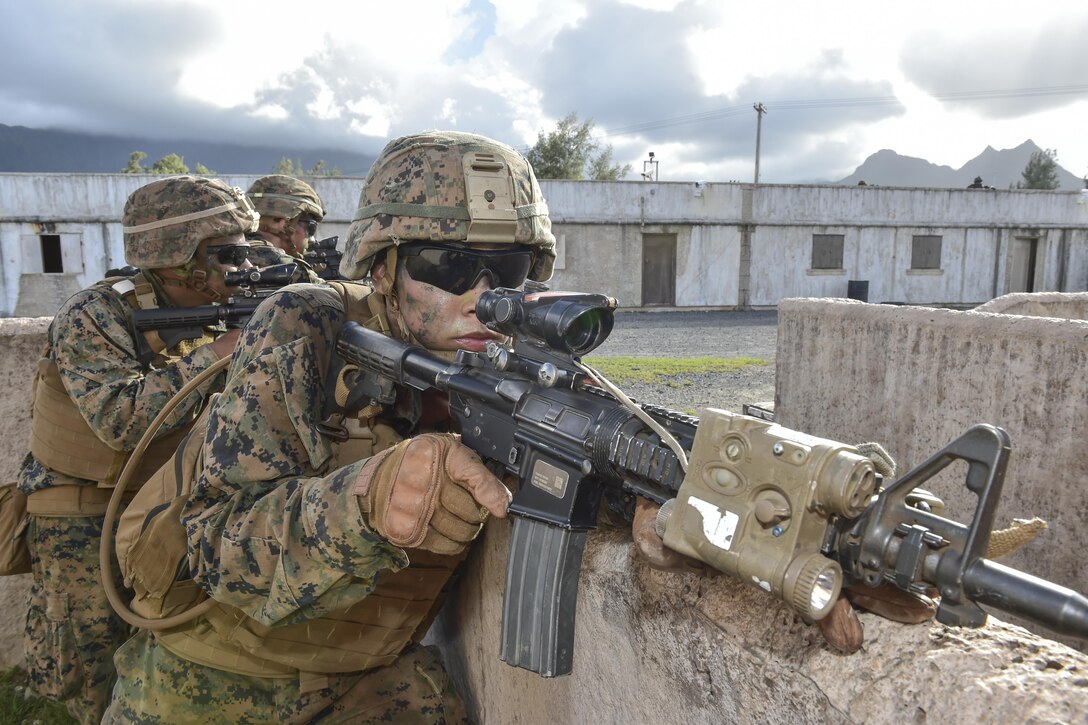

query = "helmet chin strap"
[[279, 217, 305, 257], [150, 263, 224, 303], [188, 269, 225, 303], [373, 247, 426, 349]]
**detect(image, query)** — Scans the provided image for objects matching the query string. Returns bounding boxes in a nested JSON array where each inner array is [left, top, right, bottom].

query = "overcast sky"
[[1, 0, 1085, 182]]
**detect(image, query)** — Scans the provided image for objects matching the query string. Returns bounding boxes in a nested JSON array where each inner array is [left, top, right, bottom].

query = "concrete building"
[[2, 173, 1087, 316]]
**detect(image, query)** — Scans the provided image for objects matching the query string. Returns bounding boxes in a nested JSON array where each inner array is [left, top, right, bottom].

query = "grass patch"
[[0, 668, 76, 724], [582, 356, 768, 385]]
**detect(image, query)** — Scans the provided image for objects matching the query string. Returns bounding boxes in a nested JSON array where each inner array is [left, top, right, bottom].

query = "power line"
[[603, 83, 1088, 138]]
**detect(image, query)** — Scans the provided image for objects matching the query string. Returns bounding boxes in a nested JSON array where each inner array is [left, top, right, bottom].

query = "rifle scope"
[[476, 288, 618, 357], [224, 262, 302, 289]]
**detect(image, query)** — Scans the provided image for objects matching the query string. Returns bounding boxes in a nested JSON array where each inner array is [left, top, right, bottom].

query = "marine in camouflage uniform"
[[19, 176, 259, 725], [105, 132, 556, 724], [246, 174, 329, 280]]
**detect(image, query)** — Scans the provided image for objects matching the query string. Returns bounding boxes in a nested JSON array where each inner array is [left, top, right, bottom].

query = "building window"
[[811, 234, 844, 270], [40, 234, 64, 273], [911, 235, 942, 270]]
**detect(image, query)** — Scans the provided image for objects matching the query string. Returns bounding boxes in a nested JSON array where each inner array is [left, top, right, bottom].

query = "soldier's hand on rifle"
[[817, 584, 937, 653], [354, 433, 511, 556], [631, 498, 705, 574], [208, 328, 243, 359]]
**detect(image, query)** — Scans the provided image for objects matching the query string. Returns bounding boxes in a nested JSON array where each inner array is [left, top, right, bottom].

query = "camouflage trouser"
[[104, 631, 471, 724], [24, 515, 133, 725]]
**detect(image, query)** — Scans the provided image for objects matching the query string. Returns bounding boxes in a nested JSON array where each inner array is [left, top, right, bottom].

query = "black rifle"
[[303, 236, 343, 280], [129, 263, 303, 363], [332, 285, 1088, 677]]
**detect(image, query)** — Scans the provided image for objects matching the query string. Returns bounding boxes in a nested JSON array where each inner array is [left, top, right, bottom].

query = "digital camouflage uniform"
[[19, 281, 225, 725], [105, 132, 556, 724], [106, 284, 468, 724], [19, 175, 258, 725]]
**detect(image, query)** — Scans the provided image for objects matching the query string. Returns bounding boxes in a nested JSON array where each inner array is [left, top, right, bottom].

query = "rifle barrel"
[[964, 558, 1088, 640]]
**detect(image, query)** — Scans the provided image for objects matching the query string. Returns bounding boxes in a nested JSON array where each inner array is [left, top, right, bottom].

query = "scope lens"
[[561, 307, 610, 355]]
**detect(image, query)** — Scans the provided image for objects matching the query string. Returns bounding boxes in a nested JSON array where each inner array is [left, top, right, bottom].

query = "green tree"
[[307, 159, 342, 177], [149, 153, 189, 174], [276, 157, 304, 175], [121, 151, 148, 173], [1017, 148, 1060, 190], [527, 112, 631, 180], [586, 146, 627, 181], [275, 157, 341, 177], [122, 151, 213, 175]]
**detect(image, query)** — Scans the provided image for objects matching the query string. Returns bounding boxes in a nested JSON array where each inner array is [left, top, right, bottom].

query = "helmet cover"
[[123, 176, 260, 268], [340, 130, 555, 281]]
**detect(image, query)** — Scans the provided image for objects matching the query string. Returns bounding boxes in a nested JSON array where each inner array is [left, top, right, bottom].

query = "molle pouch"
[[0, 483, 31, 575]]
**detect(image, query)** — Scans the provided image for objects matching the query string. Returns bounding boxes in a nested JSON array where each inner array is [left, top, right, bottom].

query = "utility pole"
[[753, 102, 767, 184]]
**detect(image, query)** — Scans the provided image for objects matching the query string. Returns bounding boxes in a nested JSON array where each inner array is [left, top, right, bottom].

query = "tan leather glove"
[[631, 498, 705, 574], [817, 583, 938, 653], [816, 596, 866, 653], [354, 433, 510, 556]]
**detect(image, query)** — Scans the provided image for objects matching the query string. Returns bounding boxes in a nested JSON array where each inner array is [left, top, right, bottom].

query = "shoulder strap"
[[327, 280, 389, 332], [106, 271, 174, 364]]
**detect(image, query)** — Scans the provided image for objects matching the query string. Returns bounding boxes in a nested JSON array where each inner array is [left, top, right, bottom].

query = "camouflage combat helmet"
[[340, 130, 556, 281], [123, 176, 259, 268], [247, 175, 326, 221]]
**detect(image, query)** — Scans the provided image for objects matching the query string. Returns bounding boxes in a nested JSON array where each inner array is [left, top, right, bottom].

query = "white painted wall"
[[2, 174, 1086, 315]]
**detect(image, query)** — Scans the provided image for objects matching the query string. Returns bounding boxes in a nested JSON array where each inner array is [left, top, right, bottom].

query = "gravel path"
[[588, 310, 778, 415]]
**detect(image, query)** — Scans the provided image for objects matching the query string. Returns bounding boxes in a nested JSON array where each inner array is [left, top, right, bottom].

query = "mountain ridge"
[[0, 123, 376, 176], [0, 124, 1082, 190], [836, 140, 1084, 190]]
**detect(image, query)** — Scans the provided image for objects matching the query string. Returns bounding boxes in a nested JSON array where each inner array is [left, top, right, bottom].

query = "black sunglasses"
[[206, 244, 250, 267], [398, 244, 534, 296], [297, 219, 319, 237]]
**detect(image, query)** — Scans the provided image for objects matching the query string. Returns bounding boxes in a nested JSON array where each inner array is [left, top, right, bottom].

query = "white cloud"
[[0, 0, 1084, 182]]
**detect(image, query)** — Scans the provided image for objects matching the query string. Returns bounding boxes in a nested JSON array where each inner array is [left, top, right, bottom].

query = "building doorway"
[[1008, 236, 1039, 293], [642, 233, 676, 306]]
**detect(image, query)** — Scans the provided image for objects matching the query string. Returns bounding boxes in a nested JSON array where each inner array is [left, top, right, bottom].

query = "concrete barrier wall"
[[429, 524, 1088, 723], [428, 295, 1088, 721], [775, 298, 1088, 599], [973, 291, 1088, 319], [0, 317, 48, 668], [1, 311, 1086, 719]]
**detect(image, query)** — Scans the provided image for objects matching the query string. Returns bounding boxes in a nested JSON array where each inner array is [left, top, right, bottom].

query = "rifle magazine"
[[499, 518, 586, 677]]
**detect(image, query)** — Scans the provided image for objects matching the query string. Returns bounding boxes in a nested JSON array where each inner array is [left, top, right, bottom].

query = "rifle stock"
[[333, 286, 1088, 677]]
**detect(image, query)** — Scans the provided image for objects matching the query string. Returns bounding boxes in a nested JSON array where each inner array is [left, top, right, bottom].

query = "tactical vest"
[[27, 274, 214, 516], [116, 282, 468, 681]]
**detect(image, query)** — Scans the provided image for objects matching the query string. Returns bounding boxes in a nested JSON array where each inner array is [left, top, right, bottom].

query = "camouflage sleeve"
[[51, 287, 222, 451], [182, 286, 406, 627]]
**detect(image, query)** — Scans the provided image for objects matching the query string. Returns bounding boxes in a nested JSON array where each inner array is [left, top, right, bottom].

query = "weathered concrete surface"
[[0, 317, 47, 668], [3, 306, 1087, 716], [430, 523, 1088, 723], [974, 291, 1088, 319], [429, 296, 1088, 721], [776, 298, 1088, 649]]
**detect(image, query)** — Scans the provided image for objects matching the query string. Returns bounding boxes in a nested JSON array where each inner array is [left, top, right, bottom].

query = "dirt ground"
[[590, 309, 778, 414]]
